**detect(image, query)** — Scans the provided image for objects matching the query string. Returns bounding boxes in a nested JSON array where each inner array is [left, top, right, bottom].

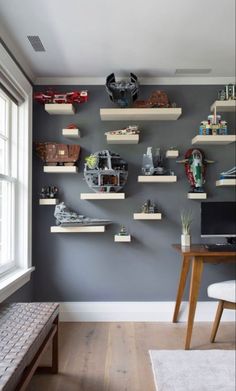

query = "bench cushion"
[[0, 302, 59, 391], [207, 280, 236, 303]]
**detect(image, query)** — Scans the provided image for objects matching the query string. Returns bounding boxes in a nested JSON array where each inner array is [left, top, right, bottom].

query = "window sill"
[[0, 267, 35, 303]]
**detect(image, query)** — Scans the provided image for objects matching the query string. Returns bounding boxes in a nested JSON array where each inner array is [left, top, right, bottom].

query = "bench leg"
[[37, 315, 59, 374], [52, 315, 59, 373]]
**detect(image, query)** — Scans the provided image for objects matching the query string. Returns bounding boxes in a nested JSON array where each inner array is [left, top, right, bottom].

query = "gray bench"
[[0, 302, 59, 391]]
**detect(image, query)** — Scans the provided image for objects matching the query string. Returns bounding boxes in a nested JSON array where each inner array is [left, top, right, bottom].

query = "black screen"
[[201, 202, 236, 237]]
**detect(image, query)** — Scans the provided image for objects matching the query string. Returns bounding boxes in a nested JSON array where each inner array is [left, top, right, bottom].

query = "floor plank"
[[28, 322, 235, 391]]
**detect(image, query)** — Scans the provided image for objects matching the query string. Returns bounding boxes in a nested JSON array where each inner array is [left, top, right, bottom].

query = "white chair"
[[207, 280, 236, 342]]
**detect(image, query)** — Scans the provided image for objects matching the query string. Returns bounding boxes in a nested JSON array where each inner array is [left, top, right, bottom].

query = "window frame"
[[0, 42, 34, 302]]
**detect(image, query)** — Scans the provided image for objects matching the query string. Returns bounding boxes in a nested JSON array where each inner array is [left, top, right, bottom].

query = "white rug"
[[149, 350, 235, 391]]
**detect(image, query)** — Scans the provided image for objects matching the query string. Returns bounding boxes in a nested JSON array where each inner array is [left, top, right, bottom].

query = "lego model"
[[217, 84, 236, 101], [198, 114, 228, 136], [84, 150, 128, 193], [54, 202, 111, 227], [141, 199, 158, 214], [105, 125, 139, 136], [105, 73, 139, 108], [133, 90, 176, 108], [117, 226, 129, 236], [219, 166, 236, 179], [142, 147, 175, 176], [35, 143, 80, 166], [177, 148, 213, 193], [34, 90, 88, 104], [40, 185, 58, 199]]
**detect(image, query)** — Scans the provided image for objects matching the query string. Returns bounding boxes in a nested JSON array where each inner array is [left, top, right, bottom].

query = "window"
[[0, 90, 17, 275], [0, 42, 33, 301]]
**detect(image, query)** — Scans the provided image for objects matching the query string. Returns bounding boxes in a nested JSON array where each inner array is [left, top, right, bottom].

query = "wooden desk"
[[172, 244, 236, 350]]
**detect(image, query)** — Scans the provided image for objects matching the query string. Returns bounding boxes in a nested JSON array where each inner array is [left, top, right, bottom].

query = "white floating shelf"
[[45, 103, 75, 115], [106, 134, 139, 144], [100, 108, 182, 121], [80, 193, 125, 200], [114, 235, 131, 242], [43, 166, 78, 173], [50, 226, 105, 233], [39, 198, 59, 205], [133, 213, 162, 220], [138, 175, 177, 183], [216, 179, 236, 187], [210, 100, 236, 113], [192, 135, 236, 145], [165, 150, 179, 158], [62, 128, 80, 139], [187, 193, 207, 199]]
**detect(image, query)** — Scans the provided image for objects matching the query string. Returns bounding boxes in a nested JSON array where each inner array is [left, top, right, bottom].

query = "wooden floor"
[[28, 322, 235, 391]]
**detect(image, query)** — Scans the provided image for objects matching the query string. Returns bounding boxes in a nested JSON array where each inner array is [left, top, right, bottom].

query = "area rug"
[[149, 350, 235, 391]]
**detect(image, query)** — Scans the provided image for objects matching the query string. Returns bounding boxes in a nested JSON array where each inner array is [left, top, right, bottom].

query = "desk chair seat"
[[207, 280, 236, 342]]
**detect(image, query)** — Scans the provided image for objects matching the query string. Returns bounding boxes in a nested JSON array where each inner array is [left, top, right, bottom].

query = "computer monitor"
[[201, 201, 236, 244]]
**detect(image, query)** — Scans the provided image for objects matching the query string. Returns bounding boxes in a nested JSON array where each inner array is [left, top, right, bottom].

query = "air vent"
[[175, 68, 212, 75], [27, 36, 45, 52]]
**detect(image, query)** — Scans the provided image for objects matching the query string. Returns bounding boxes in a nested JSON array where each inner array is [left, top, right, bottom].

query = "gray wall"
[[32, 85, 235, 301]]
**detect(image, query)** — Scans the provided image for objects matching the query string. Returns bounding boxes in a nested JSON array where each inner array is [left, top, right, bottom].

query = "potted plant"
[[180, 210, 193, 247]]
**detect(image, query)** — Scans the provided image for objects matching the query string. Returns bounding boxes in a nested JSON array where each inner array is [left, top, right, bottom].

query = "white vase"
[[181, 234, 191, 247]]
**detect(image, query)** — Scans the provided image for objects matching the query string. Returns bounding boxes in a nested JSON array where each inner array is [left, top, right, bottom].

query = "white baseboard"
[[59, 302, 235, 322]]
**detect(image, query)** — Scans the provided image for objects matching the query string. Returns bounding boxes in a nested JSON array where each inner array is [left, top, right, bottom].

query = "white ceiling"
[[0, 0, 235, 82]]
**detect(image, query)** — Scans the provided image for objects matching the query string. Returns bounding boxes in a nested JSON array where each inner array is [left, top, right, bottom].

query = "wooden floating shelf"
[[210, 100, 236, 113], [133, 213, 162, 220], [100, 108, 182, 121], [138, 175, 177, 183], [114, 235, 131, 242], [216, 179, 236, 187], [39, 198, 59, 205], [192, 135, 236, 145], [187, 193, 207, 199], [50, 226, 105, 233], [106, 134, 139, 144], [165, 150, 179, 158], [43, 166, 78, 173], [62, 128, 80, 138], [80, 193, 125, 200], [45, 103, 75, 115]]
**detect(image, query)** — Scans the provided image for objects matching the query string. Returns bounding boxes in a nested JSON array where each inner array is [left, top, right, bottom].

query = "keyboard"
[[205, 244, 236, 252]]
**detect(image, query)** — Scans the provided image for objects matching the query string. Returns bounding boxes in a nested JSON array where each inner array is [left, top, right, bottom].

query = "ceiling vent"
[[175, 68, 212, 75], [27, 36, 45, 52]]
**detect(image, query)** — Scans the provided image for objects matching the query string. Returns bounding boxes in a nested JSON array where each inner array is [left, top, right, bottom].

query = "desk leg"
[[172, 256, 191, 323], [185, 256, 203, 350]]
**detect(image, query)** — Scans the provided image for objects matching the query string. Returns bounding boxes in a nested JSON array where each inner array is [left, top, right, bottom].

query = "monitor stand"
[[206, 238, 236, 252]]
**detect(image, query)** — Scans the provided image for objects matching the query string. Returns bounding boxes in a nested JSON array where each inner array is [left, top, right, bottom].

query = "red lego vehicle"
[[34, 90, 88, 104]]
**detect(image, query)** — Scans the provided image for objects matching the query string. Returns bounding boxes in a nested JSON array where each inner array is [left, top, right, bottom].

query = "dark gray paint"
[[32, 85, 236, 301]]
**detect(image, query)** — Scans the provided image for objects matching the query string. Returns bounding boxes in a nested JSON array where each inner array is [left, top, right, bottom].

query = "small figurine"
[[40, 185, 58, 199], [105, 125, 139, 136], [54, 202, 111, 227], [220, 166, 236, 180], [105, 73, 139, 108], [134, 90, 176, 108], [117, 225, 129, 236], [34, 90, 88, 104], [84, 150, 128, 193], [198, 114, 228, 136], [217, 84, 236, 101], [65, 123, 78, 129], [142, 147, 174, 176], [35, 143, 80, 166], [177, 148, 214, 193], [141, 200, 158, 214]]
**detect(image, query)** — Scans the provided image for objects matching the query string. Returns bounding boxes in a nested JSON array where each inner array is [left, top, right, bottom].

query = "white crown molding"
[[59, 301, 235, 322], [34, 76, 236, 86], [0, 24, 36, 83]]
